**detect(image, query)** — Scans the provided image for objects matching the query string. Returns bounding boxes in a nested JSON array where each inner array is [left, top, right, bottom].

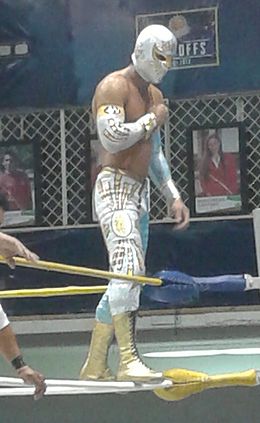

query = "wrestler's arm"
[[94, 76, 158, 153], [0, 306, 46, 399], [149, 129, 180, 200], [148, 89, 189, 229], [0, 232, 39, 268]]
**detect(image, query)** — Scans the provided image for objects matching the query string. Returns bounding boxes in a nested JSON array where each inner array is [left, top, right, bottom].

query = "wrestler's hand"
[[169, 198, 190, 230], [149, 104, 169, 127], [0, 232, 39, 268], [17, 365, 46, 400]]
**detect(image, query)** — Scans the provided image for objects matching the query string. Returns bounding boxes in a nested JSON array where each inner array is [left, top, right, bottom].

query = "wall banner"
[[136, 7, 219, 70]]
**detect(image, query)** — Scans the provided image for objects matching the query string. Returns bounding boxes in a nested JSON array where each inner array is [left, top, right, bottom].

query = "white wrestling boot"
[[113, 312, 163, 382]]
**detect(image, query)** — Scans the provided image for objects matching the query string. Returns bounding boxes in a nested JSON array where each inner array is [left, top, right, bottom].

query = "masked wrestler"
[[80, 25, 189, 382]]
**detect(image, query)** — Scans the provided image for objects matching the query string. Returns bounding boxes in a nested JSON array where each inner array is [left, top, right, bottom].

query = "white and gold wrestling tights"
[[94, 167, 149, 323]]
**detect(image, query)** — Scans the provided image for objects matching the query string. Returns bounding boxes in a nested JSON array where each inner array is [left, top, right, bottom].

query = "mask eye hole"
[[153, 48, 167, 62], [155, 52, 167, 61], [153, 47, 173, 68]]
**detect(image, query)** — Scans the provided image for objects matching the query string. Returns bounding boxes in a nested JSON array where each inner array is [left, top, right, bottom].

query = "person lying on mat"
[[0, 193, 46, 399]]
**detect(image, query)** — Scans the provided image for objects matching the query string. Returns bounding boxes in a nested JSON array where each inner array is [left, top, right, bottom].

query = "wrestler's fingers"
[[16, 243, 39, 262], [173, 206, 182, 223], [174, 219, 188, 230], [33, 376, 47, 401], [21, 248, 39, 262], [173, 207, 190, 230], [22, 370, 46, 400], [5, 257, 16, 269]]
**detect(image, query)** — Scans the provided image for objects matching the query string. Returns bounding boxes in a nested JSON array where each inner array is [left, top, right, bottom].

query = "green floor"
[[1, 333, 260, 378], [1, 327, 260, 423]]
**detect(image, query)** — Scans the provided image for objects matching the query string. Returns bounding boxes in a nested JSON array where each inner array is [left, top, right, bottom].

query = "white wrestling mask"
[[131, 24, 177, 84]]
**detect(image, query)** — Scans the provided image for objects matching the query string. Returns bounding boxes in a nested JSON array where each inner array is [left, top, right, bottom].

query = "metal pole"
[[253, 208, 260, 276], [60, 109, 68, 225]]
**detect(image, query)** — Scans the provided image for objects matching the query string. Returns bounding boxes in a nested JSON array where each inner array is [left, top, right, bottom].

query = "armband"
[[149, 130, 180, 203], [161, 178, 180, 202], [96, 105, 157, 153], [11, 355, 27, 370]]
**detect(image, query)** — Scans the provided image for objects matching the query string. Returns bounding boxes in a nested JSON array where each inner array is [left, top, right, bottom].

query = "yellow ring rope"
[[0, 285, 107, 298], [0, 256, 162, 286]]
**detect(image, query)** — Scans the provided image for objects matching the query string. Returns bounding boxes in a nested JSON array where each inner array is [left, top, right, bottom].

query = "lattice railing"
[[0, 92, 259, 226], [167, 94, 260, 212]]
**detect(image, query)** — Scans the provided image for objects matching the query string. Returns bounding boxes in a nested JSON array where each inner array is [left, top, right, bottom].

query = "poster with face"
[[187, 124, 248, 216], [0, 141, 40, 227]]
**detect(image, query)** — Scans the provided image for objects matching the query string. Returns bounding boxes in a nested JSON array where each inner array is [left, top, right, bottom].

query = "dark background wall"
[[0, 0, 77, 108], [0, 1, 259, 315], [0, 219, 257, 316], [1, 0, 260, 108]]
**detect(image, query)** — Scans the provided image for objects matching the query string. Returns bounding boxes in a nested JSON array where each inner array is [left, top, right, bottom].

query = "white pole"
[[60, 109, 68, 225], [253, 208, 260, 276], [164, 98, 172, 216]]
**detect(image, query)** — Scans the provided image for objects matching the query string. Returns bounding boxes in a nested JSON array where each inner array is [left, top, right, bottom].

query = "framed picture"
[[187, 123, 248, 217], [0, 140, 41, 227]]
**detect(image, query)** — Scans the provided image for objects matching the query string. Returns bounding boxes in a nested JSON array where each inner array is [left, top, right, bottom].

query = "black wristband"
[[11, 355, 26, 370]]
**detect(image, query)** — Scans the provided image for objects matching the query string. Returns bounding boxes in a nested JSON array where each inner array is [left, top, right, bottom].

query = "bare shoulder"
[[149, 84, 164, 105], [94, 72, 129, 109]]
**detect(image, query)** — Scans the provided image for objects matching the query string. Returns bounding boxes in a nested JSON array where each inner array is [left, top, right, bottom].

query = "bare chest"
[[125, 86, 154, 122]]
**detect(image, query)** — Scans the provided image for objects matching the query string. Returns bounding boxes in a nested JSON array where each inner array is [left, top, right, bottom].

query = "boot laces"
[[129, 314, 154, 370]]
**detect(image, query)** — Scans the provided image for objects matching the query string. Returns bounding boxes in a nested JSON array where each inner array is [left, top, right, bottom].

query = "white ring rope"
[[0, 376, 172, 396]]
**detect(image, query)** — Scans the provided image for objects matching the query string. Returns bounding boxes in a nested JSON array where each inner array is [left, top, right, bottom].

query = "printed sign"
[[136, 7, 219, 69]]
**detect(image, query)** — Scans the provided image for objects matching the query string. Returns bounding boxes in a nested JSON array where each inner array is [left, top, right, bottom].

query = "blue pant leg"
[[95, 293, 112, 324], [140, 211, 149, 255]]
